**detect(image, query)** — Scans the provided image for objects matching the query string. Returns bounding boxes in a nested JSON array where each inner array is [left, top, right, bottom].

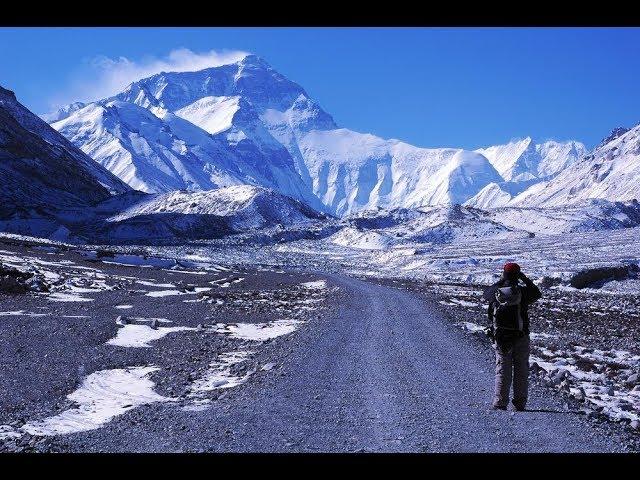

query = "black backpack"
[[490, 285, 524, 332]]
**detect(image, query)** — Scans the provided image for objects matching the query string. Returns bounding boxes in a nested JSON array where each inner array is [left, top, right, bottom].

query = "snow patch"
[[106, 324, 195, 348], [300, 280, 326, 289], [212, 319, 302, 341], [0, 310, 49, 317], [47, 292, 94, 302], [145, 287, 210, 298], [21, 366, 172, 436]]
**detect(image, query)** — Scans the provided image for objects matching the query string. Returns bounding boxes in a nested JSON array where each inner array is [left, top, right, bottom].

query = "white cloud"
[[48, 48, 249, 111]]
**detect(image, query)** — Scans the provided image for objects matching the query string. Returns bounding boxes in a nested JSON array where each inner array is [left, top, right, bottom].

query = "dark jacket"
[[483, 276, 542, 335]]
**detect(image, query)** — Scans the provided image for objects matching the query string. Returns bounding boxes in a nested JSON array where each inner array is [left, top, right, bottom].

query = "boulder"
[[0, 263, 50, 294], [569, 264, 636, 289]]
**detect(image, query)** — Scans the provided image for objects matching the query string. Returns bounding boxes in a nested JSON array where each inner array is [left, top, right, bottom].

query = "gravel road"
[[45, 273, 628, 452]]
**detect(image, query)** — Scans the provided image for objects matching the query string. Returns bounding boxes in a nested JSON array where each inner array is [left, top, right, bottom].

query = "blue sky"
[[1, 27, 639, 149]]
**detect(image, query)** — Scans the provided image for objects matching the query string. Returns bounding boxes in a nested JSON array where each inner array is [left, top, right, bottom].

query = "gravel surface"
[[25, 273, 631, 453]]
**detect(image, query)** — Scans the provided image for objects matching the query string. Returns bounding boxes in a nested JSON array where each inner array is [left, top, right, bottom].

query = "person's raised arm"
[[519, 272, 541, 304]]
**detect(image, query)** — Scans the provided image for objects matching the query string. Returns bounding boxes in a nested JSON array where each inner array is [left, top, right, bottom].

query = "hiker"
[[483, 262, 541, 411]]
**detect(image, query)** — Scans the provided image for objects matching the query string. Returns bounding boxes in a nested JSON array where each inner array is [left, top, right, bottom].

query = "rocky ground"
[[386, 277, 640, 450], [0, 236, 638, 452], [0, 239, 333, 452]]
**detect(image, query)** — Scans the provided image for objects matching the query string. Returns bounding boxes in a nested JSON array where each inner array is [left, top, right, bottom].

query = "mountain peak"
[[238, 54, 270, 68], [596, 126, 631, 150]]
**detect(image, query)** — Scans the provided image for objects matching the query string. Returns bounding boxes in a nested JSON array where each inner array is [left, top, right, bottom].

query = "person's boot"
[[492, 404, 507, 410]]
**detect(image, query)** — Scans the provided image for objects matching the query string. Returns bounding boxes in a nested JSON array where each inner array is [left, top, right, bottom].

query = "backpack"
[[491, 285, 524, 332]]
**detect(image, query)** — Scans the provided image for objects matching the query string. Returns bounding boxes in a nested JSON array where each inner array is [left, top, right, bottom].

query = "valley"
[[1, 50, 639, 453]]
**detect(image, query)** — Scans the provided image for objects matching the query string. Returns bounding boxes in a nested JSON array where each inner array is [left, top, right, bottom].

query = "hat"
[[503, 262, 521, 275]]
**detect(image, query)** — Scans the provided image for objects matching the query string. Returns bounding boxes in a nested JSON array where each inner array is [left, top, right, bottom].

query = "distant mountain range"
[[44, 54, 639, 217], [2, 53, 640, 244], [0, 84, 326, 243]]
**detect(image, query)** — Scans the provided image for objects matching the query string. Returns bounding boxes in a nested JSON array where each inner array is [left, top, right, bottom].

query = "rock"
[[625, 373, 639, 386], [630, 420, 640, 431], [197, 324, 205, 331], [115, 315, 127, 325], [26, 276, 50, 292], [606, 386, 615, 396], [150, 319, 158, 330], [559, 380, 571, 392], [551, 370, 568, 385], [569, 265, 632, 289], [0, 276, 29, 293], [572, 387, 586, 401]]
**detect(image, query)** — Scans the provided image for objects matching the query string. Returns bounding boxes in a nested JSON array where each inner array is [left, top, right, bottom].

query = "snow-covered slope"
[[0, 86, 130, 238], [53, 100, 246, 193], [510, 125, 640, 207], [476, 137, 586, 183], [48, 55, 328, 212], [325, 198, 640, 252], [108, 185, 324, 226], [326, 205, 529, 250], [93, 185, 328, 243], [486, 199, 640, 235], [47, 54, 595, 216], [464, 183, 512, 209], [175, 96, 240, 135]]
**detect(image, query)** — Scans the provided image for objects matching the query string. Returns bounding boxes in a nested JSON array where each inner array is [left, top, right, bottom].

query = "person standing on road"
[[483, 262, 542, 411]]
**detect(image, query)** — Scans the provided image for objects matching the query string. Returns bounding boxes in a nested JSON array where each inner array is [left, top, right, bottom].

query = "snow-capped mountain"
[[0, 86, 130, 238], [476, 137, 586, 183], [1, 85, 329, 243], [49, 55, 329, 212], [463, 137, 588, 208], [510, 125, 640, 207], [290, 130, 511, 215], [40, 101, 87, 123], [46, 54, 597, 216]]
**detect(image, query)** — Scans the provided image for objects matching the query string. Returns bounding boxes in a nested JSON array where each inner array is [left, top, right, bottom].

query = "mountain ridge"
[[43, 55, 638, 216]]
